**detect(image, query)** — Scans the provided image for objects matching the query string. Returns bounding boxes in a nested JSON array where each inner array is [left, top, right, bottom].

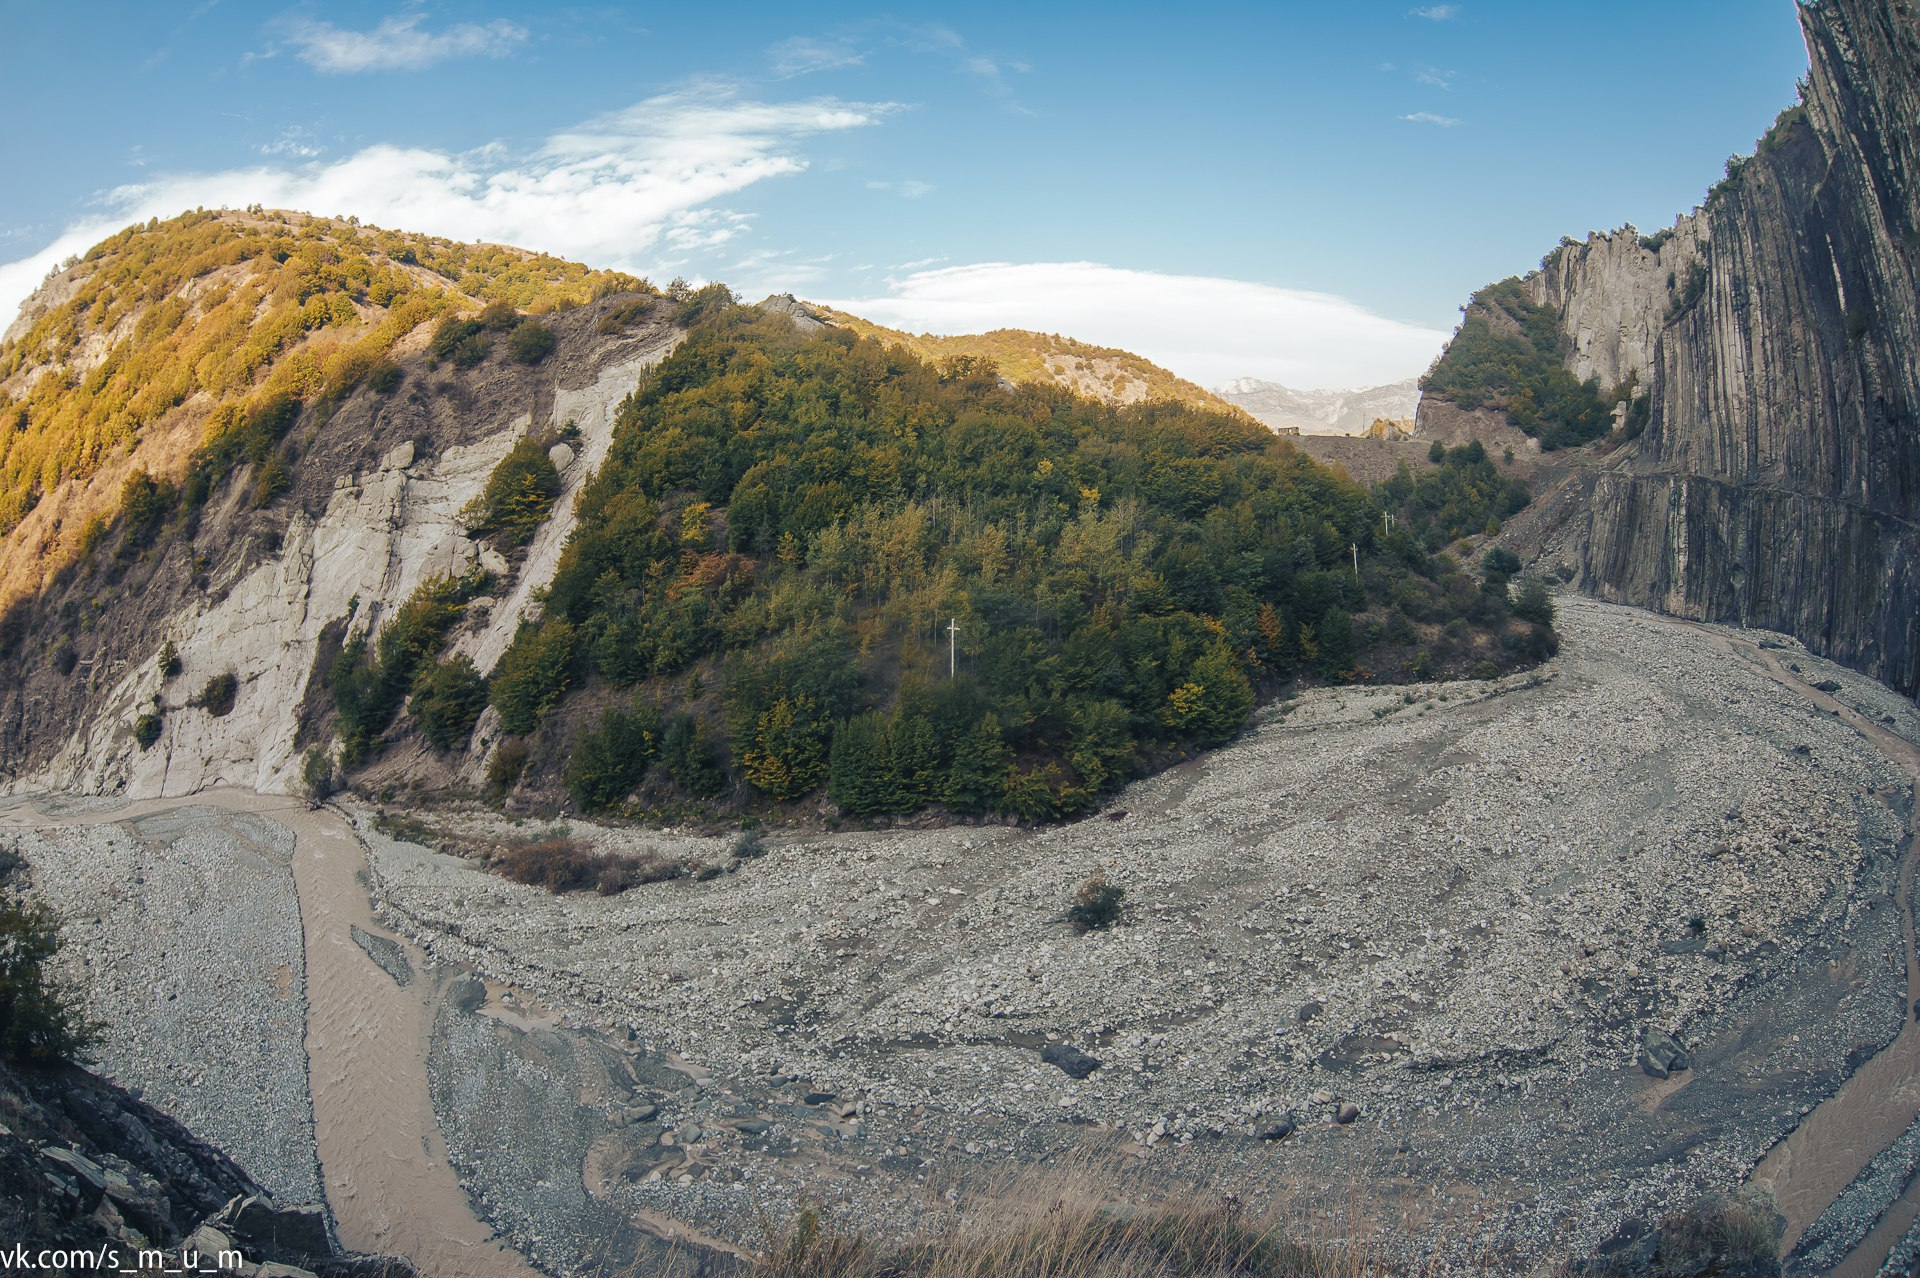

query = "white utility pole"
[[1351, 542, 1360, 578], [948, 617, 960, 678]]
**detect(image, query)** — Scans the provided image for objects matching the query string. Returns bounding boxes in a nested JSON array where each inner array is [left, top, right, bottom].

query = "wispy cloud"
[[1400, 111, 1461, 127], [865, 178, 934, 198], [0, 86, 892, 326], [824, 262, 1447, 389], [1415, 67, 1455, 89], [728, 247, 837, 294], [766, 20, 1033, 111], [258, 127, 324, 158], [285, 13, 529, 74], [1411, 5, 1460, 19], [769, 35, 864, 78]]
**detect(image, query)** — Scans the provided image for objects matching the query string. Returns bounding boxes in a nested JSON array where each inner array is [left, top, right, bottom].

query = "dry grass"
[[750, 1184, 1387, 1278], [491, 836, 684, 895]]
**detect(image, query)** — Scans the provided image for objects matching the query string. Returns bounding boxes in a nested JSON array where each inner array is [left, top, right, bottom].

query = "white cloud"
[[821, 262, 1447, 390], [1411, 5, 1460, 19], [1400, 111, 1461, 126], [286, 14, 528, 73], [1415, 67, 1455, 89], [0, 87, 890, 330]]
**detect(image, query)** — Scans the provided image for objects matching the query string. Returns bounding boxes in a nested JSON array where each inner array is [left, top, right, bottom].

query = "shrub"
[[197, 671, 239, 716], [493, 837, 680, 894], [741, 695, 829, 799], [1067, 873, 1125, 933], [1512, 579, 1556, 629], [662, 711, 725, 797], [463, 439, 562, 546], [598, 296, 659, 334], [506, 321, 557, 364], [477, 299, 520, 330], [733, 828, 767, 859], [431, 313, 487, 362], [1316, 607, 1355, 680], [157, 640, 181, 678], [251, 454, 293, 508], [1668, 260, 1710, 320], [566, 701, 661, 812], [489, 619, 576, 735], [409, 654, 488, 750], [0, 893, 96, 1063], [368, 359, 403, 394], [133, 712, 163, 749], [118, 469, 178, 554], [301, 744, 337, 802], [486, 739, 529, 796]]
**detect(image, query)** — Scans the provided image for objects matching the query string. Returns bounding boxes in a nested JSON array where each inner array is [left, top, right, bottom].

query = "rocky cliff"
[[1425, 0, 1920, 695], [0, 1052, 412, 1275]]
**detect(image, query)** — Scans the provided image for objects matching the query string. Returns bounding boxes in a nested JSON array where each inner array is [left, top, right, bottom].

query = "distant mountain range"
[[1212, 377, 1419, 435]]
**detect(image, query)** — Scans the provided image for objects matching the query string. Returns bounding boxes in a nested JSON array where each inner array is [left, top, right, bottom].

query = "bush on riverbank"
[[491, 836, 684, 895], [0, 893, 96, 1064]]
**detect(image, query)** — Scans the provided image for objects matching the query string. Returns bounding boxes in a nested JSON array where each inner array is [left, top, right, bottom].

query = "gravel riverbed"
[[8, 594, 1919, 1275], [352, 596, 1920, 1271], [1, 801, 320, 1205]]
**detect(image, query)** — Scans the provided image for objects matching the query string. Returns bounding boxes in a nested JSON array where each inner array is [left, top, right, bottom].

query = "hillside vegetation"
[[1418, 277, 1627, 450], [0, 208, 646, 602], [813, 306, 1253, 421], [463, 303, 1552, 821]]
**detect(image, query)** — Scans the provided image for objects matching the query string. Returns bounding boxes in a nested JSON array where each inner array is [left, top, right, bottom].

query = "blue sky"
[[0, 2, 1810, 388]]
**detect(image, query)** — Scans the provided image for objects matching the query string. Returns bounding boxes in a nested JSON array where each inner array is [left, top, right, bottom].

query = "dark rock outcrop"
[[0, 1055, 412, 1276], [1423, 0, 1920, 695]]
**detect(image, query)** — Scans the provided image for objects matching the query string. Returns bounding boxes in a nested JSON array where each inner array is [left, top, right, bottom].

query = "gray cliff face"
[[1444, 0, 1920, 695]]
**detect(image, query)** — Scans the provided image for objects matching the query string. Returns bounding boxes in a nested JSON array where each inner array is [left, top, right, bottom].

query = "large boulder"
[[1641, 1027, 1691, 1079]]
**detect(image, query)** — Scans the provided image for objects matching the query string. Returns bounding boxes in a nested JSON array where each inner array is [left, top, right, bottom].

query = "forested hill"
[[0, 208, 643, 607], [472, 302, 1552, 821]]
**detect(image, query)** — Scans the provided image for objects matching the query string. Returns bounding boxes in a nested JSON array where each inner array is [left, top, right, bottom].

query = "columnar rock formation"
[[1424, 0, 1920, 695]]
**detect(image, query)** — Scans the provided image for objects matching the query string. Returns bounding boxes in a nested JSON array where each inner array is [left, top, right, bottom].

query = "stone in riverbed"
[[1641, 1027, 1690, 1079], [447, 974, 487, 1014], [1040, 1043, 1102, 1079]]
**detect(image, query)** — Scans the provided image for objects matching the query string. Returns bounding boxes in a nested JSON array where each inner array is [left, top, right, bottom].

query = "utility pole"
[[948, 617, 960, 678], [1382, 511, 1395, 534], [1351, 542, 1360, 578]]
